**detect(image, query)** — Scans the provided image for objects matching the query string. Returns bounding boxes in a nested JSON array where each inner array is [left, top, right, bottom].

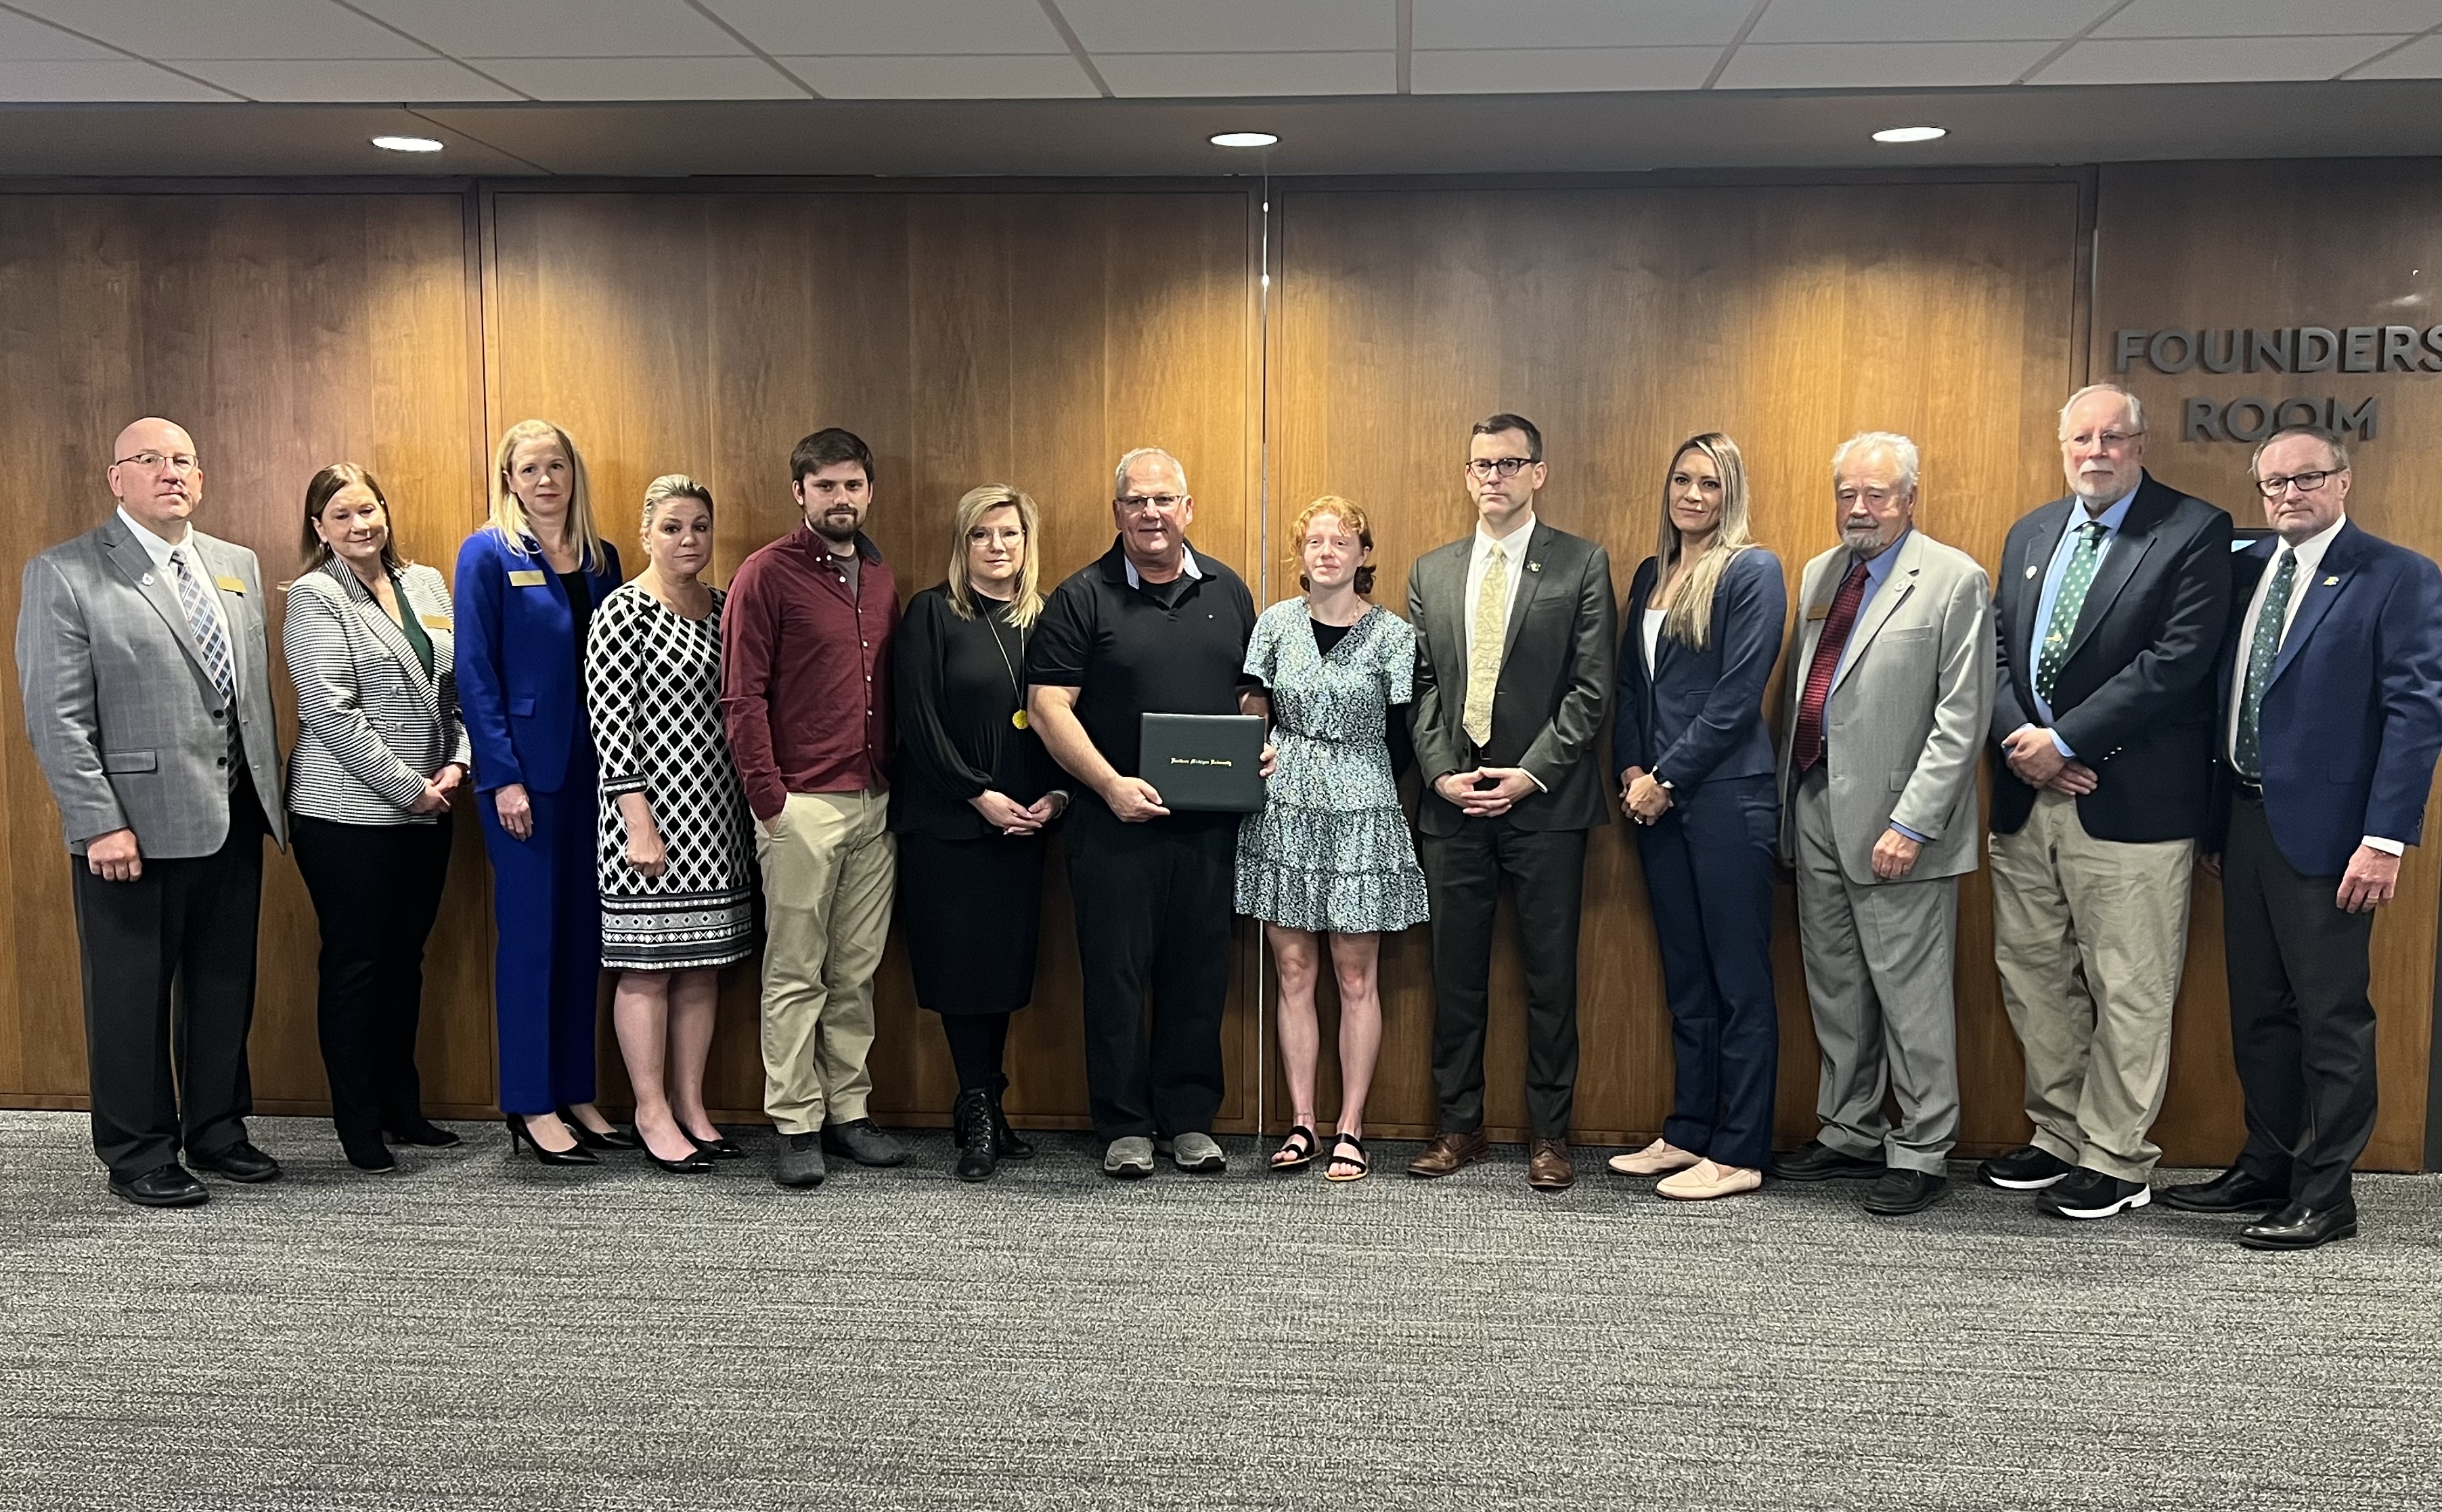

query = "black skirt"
[[897, 830, 1048, 1016]]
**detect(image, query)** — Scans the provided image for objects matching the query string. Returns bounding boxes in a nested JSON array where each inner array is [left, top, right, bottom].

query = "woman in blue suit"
[[1611, 432, 1788, 1201], [456, 419, 626, 1165]]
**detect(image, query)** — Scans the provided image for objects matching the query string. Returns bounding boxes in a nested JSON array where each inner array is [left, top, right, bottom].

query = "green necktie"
[[2034, 520, 2106, 705], [2234, 548, 2299, 782]]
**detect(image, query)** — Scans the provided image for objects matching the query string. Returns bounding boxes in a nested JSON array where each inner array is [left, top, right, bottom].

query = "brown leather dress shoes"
[[1528, 1138, 1575, 1191], [1406, 1130, 1490, 1178]]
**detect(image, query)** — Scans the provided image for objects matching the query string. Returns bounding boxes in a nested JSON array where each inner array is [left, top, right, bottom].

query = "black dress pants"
[[68, 782, 268, 1180], [2222, 793, 2378, 1209], [291, 814, 455, 1151], [1065, 806, 1234, 1140], [1419, 816, 1589, 1139]]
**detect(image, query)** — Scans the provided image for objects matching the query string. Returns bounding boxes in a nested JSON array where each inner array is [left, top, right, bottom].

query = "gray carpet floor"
[[3, 1109, 2439, 1511]]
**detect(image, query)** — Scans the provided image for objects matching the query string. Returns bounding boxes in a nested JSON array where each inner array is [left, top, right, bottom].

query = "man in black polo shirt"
[[1026, 447, 1262, 1179]]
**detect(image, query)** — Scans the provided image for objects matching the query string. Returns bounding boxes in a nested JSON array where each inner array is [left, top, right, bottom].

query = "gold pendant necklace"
[[984, 602, 1027, 728]]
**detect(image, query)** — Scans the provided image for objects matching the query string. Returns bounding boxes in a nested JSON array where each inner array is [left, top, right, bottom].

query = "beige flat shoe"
[[1607, 1138, 1701, 1177], [1657, 1158, 1763, 1201]]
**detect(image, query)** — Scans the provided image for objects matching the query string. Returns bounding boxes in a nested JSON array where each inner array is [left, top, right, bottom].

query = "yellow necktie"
[[1463, 547, 1507, 748]]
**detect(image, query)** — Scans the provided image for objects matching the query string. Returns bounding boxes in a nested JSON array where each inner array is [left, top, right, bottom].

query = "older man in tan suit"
[[1770, 431, 1993, 1216]]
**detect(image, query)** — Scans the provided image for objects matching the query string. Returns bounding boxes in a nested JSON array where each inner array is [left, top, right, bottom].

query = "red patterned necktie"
[[1794, 556, 1871, 775]]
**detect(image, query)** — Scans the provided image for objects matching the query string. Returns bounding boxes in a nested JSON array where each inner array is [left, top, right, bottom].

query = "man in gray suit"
[[1404, 413, 1617, 1191], [16, 418, 287, 1207], [1771, 431, 1993, 1216]]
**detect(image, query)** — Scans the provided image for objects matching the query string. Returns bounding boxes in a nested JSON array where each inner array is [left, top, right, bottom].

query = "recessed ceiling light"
[[1209, 131, 1279, 149], [372, 135, 445, 153], [1871, 125, 1947, 144]]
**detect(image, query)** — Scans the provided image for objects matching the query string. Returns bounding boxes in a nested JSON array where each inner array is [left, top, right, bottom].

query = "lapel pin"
[[2024, 564, 2038, 579], [2325, 575, 2339, 585], [1528, 560, 1541, 573], [140, 573, 154, 586]]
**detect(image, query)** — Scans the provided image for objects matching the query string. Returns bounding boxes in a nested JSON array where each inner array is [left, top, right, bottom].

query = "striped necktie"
[[169, 548, 237, 705]]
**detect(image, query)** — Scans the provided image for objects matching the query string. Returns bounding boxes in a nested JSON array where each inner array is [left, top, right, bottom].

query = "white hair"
[[1114, 447, 1187, 499], [2058, 383, 2145, 436], [1831, 431, 1920, 493]]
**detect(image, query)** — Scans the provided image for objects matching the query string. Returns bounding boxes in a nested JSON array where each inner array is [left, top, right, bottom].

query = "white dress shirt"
[[1124, 544, 1203, 590], [118, 505, 234, 650], [1463, 512, 1536, 661], [2226, 512, 2399, 854]]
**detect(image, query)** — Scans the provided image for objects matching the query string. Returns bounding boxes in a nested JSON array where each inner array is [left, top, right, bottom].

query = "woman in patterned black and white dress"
[[586, 475, 755, 1174], [1239, 496, 1429, 1182]]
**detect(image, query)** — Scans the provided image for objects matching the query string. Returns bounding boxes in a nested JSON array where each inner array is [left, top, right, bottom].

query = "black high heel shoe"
[[556, 1105, 640, 1151], [506, 1115, 600, 1166], [684, 1126, 745, 1160], [646, 1140, 714, 1175]]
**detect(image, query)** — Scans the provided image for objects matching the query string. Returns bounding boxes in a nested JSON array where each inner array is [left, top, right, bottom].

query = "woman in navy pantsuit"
[[456, 419, 627, 1165], [1612, 432, 1788, 1201]]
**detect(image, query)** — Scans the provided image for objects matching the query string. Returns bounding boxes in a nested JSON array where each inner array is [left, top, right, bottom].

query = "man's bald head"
[[107, 417, 202, 538]]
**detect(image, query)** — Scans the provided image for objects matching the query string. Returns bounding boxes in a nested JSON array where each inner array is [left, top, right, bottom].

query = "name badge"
[[507, 569, 548, 587], [214, 575, 245, 594], [420, 613, 452, 631], [1806, 604, 1830, 622]]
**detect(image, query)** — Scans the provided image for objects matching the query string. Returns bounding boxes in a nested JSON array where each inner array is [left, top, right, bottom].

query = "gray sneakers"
[[1103, 1136, 1155, 1179], [1162, 1132, 1227, 1173], [822, 1117, 907, 1168], [772, 1131, 826, 1188]]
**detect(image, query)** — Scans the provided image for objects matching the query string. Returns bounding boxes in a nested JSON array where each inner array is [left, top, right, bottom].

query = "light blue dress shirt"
[[2024, 485, 2137, 755]]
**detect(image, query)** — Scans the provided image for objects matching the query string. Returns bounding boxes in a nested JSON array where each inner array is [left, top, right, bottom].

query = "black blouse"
[[891, 583, 1062, 841], [1304, 616, 1416, 779]]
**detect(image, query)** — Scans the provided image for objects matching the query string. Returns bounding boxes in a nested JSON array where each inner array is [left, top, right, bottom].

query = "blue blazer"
[[1612, 546, 1787, 790], [453, 527, 623, 796], [2214, 520, 2442, 875]]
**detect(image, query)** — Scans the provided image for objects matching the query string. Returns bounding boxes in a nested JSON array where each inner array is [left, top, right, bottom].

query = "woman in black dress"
[[892, 483, 1067, 1182]]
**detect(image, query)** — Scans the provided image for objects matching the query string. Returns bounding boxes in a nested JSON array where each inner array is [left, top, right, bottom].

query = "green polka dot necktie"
[[2234, 548, 2298, 782], [2034, 521, 2106, 707]]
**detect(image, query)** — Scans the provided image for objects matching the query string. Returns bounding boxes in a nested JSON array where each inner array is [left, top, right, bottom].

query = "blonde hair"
[[1656, 433, 1759, 651], [641, 473, 713, 532], [946, 484, 1043, 629], [487, 419, 608, 573], [1291, 495, 1377, 597]]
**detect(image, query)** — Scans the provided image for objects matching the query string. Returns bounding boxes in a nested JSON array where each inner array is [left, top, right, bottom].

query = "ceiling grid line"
[[0, 0, 250, 101], [1396, 0, 1413, 95], [1036, 0, 1114, 99], [2012, 0, 2138, 87], [1703, 0, 1775, 91], [682, 0, 821, 99], [399, 106, 554, 175], [319, 0, 539, 102], [2338, 20, 2442, 81]]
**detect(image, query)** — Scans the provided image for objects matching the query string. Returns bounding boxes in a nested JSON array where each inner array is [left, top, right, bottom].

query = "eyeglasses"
[[2064, 430, 2140, 450], [1115, 493, 1184, 512], [114, 451, 200, 474], [1465, 457, 1537, 480], [2254, 469, 2339, 498]]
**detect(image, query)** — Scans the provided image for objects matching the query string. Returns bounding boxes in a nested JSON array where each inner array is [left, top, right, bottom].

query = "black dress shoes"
[[187, 1140, 282, 1183], [2238, 1201, 2358, 1251], [384, 1118, 462, 1149], [556, 1106, 640, 1151], [2160, 1167, 2287, 1214], [110, 1163, 208, 1208], [1771, 1139, 1884, 1182], [1861, 1169, 1948, 1216]]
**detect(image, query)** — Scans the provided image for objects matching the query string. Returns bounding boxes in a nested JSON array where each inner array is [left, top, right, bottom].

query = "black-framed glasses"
[[1465, 457, 1536, 479], [2254, 469, 2338, 498], [1115, 493, 1184, 512], [114, 450, 200, 474]]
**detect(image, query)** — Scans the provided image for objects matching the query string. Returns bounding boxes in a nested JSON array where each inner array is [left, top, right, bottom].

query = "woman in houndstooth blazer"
[[284, 464, 470, 1173]]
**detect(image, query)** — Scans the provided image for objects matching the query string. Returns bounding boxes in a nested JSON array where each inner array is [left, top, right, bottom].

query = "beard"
[[811, 508, 862, 543], [1841, 523, 1890, 552]]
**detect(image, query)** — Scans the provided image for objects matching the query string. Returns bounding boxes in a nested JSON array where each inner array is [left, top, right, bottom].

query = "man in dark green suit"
[[1404, 414, 1618, 1191]]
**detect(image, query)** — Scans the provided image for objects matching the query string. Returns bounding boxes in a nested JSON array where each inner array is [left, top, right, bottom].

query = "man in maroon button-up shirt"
[[722, 427, 904, 1188]]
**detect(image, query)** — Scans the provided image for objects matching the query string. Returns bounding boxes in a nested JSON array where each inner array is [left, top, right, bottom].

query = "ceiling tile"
[[4, 0, 428, 60], [2351, 34, 2442, 74], [1093, 49, 1396, 95], [2033, 35, 2407, 83], [1413, 45, 1721, 93], [781, 53, 1097, 98], [1411, 0, 1752, 49], [1057, 0, 1392, 53], [1717, 39, 2058, 88], [0, 59, 236, 99], [1750, 0, 2114, 43], [0, 9, 122, 60], [355, 0, 746, 58], [703, 0, 1067, 55], [174, 56, 521, 100], [467, 54, 805, 99], [2097, 0, 2442, 38]]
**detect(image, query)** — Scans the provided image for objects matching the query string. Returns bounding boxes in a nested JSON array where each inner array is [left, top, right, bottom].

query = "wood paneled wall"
[[2, 166, 2435, 1168]]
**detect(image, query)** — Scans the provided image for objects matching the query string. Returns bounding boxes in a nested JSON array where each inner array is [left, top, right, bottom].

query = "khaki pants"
[[1989, 788, 2194, 1180], [755, 789, 895, 1134]]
